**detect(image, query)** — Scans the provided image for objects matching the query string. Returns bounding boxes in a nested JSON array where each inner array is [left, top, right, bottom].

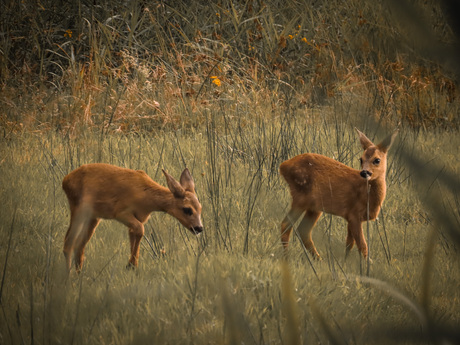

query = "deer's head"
[[163, 168, 203, 234], [356, 129, 398, 181]]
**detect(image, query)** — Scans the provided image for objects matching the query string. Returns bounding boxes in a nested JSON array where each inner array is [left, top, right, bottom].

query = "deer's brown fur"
[[280, 129, 397, 259]]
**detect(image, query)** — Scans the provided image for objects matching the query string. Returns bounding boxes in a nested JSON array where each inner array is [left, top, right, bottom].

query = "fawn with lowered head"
[[280, 128, 398, 259], [62, 163, 203, 272]]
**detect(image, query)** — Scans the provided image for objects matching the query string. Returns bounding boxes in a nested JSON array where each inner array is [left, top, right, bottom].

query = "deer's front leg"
[[117, 212, 145, 268], [346, 218, 368, 258]]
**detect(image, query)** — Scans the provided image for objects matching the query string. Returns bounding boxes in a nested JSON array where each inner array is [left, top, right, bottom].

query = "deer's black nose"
[[360, 170, 372, 179], [190, 226, 203, 234]]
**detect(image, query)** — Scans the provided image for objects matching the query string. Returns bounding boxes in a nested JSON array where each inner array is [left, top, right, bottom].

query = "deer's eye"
[[359, 158, 363, 165], [373, 158, 381, 165], [183, 207, 193, 216]]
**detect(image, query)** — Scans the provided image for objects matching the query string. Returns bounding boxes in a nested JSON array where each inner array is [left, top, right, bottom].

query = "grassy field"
[[1, 117, 459, 344], [1, 0, 460, 344]]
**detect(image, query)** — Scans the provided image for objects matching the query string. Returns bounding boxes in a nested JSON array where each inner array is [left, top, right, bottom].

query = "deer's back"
[[280, 153, 367, 217], [62, 163, 161, 216]]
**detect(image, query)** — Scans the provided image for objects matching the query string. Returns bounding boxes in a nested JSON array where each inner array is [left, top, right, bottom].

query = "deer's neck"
[[366, 176, 387, 219], [144, 185, 176, 213]]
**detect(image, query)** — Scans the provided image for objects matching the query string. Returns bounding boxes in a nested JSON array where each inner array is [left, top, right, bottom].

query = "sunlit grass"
[[1, 118, 459, 344]]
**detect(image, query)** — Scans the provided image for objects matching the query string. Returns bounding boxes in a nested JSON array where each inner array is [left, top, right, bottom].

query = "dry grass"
[[1, 0, 459, 134]]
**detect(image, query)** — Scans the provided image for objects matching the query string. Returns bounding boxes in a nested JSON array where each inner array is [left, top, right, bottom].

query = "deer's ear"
[[355, 128, 374, 150], [377, 130, 398, 153], [180, 168, 195, 193], [163, 169, 186, 198]]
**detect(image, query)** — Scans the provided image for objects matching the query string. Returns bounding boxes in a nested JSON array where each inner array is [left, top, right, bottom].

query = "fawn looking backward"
[[280, 128, 398, 259]]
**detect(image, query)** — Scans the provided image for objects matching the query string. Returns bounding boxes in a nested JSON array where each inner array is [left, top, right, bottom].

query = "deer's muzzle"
[[360, 170, 372, 179], [190, 226, 203, 234]]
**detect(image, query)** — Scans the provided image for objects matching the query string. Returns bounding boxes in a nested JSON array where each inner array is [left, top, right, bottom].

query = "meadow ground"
[[0, 118, 459, 344]]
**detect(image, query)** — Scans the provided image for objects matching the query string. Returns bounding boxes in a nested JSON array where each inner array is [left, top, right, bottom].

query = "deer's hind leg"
[[63, 215, 75, 272], [74, 218, 100, 272], [281, 208, 303, 249], [63, 207, 80, 272], [297, 210, 322, 259], [63, 203, 95, 272]]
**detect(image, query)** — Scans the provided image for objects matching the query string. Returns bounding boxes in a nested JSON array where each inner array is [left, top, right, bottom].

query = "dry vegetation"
[[1, 0, 459, 133]]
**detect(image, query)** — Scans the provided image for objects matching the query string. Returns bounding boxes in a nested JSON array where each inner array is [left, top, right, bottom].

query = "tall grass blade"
[[420, 228, 437, 321], [0, 207, 16, 304], [309, 298, 347, 345], [280, 260, 301, 345], [356, 276, 427, 329]]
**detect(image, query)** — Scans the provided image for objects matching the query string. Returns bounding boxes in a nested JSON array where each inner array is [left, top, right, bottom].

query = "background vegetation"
[[1, 0, 459, 344]]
